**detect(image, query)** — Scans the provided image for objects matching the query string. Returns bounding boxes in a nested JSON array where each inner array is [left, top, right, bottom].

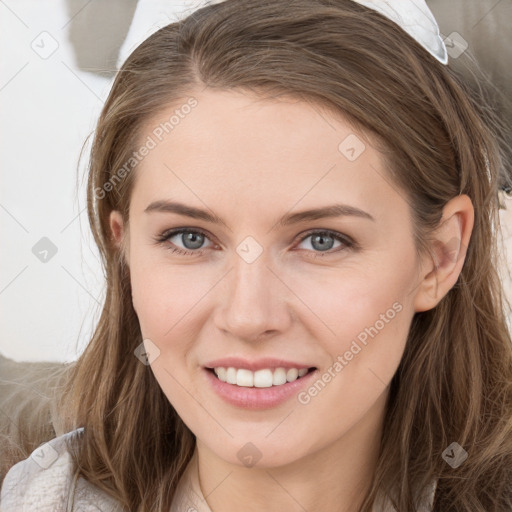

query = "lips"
[[203, 364, 319, 409], [204, 356, 315, 372]]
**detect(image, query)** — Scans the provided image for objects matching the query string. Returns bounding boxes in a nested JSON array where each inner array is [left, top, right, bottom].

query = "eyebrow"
[[144, 200, 375, 230]]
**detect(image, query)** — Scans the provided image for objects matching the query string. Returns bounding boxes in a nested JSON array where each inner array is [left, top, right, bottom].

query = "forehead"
[[129, 88, 409, 224]]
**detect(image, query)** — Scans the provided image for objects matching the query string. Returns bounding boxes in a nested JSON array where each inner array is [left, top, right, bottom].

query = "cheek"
[[290, 259, 413, 345], [292, 270, 413, 437], [292, 260, 415, 407], [129, 251, 213, 340]]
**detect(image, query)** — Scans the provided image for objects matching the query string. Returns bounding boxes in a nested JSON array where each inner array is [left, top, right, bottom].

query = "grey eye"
[[297, 232, 342, 252], [168, 230, 212, 251]]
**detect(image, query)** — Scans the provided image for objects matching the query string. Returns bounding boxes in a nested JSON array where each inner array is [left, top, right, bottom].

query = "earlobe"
[[109, 210, 124, 247], [109, 210, 131, 265], [413, 194, 474, 313]]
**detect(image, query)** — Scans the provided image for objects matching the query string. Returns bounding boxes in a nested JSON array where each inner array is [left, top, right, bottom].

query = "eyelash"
[[154, 227, 357, 257]]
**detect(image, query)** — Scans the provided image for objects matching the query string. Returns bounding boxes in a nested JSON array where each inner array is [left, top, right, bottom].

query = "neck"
[[196, 389, 388, 512]]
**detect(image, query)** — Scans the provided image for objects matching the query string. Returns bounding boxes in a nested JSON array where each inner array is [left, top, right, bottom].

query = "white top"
[[0, 429, 122, 512], [0, 429, 436, 511]]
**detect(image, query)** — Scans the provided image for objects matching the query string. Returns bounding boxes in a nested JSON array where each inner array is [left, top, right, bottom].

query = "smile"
[[211, 366, 313, 387], [203, 366, 319, 410]]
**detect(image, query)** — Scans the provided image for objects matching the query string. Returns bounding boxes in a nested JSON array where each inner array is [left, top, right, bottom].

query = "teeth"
[[213, 367, 310, 387]]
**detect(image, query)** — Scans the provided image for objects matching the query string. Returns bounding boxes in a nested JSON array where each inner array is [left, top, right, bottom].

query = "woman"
[[2, 0, 512, 510]]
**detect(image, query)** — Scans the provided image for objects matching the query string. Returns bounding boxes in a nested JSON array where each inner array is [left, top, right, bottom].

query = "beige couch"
[[0, 354, 70, 484]]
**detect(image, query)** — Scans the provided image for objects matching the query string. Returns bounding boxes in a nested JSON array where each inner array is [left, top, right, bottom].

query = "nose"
[[213, 251, 293, 342]]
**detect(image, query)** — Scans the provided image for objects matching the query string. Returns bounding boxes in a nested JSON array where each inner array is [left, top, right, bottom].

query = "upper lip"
[[204, 357, 315, 372]]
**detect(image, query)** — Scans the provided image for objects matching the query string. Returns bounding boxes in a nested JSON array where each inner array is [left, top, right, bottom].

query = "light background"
[[0, 0, 204, 362]]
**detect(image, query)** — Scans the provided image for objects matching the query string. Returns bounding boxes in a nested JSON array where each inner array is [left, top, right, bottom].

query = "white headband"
[[352, 0, 448, 65], [180, 0, 448, 65]]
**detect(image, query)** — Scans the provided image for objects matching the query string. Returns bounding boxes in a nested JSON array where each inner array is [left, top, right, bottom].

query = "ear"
[[109, 210, 129, 263], [413, 194, 474, 312]]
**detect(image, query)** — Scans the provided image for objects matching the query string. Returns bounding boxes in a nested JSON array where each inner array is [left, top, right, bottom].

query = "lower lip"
[[203, 368, 318, 410]]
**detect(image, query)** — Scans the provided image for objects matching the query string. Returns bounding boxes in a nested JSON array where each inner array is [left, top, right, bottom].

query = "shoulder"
[[1, 428, 80, 511], [0, 428, 124, 512]]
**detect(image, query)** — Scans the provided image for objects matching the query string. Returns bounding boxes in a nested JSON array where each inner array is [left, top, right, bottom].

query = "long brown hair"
[[42, 0, 512, 510]]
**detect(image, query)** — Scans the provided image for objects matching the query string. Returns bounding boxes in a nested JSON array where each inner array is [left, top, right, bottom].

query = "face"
[[110, 88, 428, 468]]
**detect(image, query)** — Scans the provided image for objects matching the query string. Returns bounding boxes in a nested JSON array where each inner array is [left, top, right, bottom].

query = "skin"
[[109, 88, 474, 512]]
